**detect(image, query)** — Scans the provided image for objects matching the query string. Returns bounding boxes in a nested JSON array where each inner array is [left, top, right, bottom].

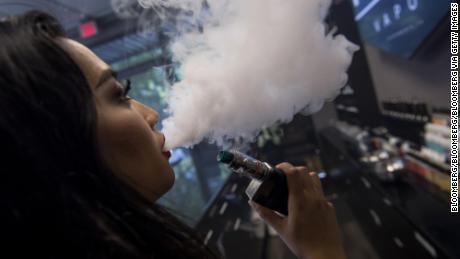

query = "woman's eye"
[[119, 79, 132, 102]]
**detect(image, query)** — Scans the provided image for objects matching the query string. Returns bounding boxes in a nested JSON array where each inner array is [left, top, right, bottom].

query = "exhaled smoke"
[[140, 0, 359, 150]]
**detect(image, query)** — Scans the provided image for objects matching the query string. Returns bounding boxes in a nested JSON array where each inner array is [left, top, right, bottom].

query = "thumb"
[[249, 201, 285, 232]]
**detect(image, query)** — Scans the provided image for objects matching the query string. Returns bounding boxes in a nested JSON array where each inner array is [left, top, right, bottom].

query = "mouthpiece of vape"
[[217, 150, 234, 163]]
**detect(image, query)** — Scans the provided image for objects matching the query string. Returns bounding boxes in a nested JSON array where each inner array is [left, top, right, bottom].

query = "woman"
[[0, 11, 346, 259]]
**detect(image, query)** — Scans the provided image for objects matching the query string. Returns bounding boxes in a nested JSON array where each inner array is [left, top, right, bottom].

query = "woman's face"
[[58, 38, 174, 202]]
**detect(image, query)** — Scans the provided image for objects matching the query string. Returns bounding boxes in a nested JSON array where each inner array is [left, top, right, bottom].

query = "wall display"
[[350, 0, 451, 58]]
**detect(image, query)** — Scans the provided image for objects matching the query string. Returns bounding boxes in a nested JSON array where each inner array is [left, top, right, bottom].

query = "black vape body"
[[245, 168, 289, 216]]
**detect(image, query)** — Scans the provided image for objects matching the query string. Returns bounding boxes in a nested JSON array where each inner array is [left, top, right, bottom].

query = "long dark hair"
[[0, 11, 218, 259]]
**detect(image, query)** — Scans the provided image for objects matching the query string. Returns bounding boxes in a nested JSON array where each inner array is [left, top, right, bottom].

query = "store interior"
[[0, 0, 456, 258]]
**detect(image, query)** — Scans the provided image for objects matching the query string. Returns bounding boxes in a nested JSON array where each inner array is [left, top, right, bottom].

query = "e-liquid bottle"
[[217, 150, 289, 216]]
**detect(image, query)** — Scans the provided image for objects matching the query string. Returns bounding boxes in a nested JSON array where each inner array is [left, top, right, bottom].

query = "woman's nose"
[[131, 100, 159, 130]]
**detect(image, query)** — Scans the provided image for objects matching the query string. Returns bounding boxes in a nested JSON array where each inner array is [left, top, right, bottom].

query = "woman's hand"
[[249, 163, 346, 259]]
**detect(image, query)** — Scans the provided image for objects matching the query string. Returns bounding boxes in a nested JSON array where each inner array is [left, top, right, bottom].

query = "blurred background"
[[0, 0, 456, 258]]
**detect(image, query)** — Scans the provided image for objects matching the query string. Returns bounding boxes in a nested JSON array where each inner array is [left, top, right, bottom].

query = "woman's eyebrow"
[[96, 69, 118, 88]]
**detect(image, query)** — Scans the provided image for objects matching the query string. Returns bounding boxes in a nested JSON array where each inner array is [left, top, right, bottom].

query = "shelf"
[[406, 149, 450, 173], [382, 113, 429, 123]]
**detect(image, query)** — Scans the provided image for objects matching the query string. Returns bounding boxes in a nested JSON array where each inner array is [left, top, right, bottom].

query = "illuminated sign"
[[79, 21, 98, 38]]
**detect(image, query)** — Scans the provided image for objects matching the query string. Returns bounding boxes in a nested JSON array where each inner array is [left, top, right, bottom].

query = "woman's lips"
[[162, 150, 171, 159], [160, 134, 171, 159]]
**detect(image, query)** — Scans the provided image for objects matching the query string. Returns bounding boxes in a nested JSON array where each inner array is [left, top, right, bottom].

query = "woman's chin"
[[163, 167, 176, 193]]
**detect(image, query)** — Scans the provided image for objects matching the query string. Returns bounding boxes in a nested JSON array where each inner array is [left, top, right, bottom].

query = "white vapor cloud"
[[138, 0, 359, 149]]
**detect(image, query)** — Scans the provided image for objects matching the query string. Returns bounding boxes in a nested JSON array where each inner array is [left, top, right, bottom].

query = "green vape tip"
[[217, 151, 234, 164]]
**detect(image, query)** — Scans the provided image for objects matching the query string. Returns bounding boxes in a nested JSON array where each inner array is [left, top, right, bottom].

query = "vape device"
[[217, 150, 289, 216]]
